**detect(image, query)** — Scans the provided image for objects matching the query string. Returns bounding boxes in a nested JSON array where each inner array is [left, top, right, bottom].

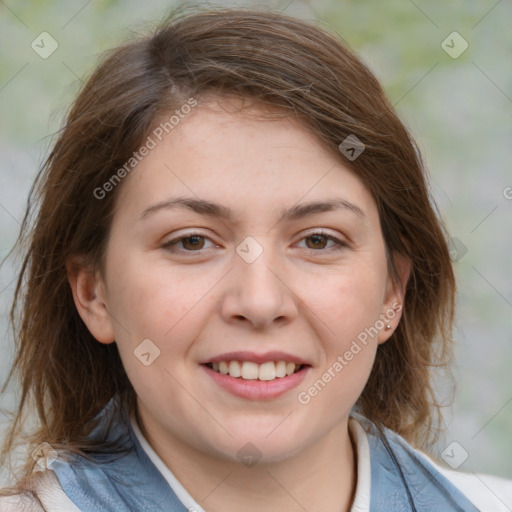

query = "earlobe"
[[378, 254, 411, 344], [66, 256, 115, 344]]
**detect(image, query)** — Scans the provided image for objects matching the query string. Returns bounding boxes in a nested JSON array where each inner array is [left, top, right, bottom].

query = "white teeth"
[[241, 361, 259, 380], [209, 360, 302, 380], [286, 362, 296, 376], [275, 360, 287, 378], [229, 360, 242, 378], [258, 361, 276, 381]]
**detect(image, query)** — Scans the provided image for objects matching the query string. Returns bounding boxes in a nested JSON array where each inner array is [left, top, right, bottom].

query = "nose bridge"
[[221, 235, 296, 327], [236, 234, 284, 299]]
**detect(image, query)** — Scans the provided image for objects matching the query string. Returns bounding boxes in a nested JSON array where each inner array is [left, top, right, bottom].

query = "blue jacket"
[[41, 397, 483, 511]]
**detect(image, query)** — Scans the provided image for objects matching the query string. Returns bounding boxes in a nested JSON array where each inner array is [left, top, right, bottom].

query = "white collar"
[[131, 414, 371, 512]]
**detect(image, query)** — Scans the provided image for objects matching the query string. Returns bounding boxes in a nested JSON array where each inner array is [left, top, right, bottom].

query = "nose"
[[219, 242, 298, 329]]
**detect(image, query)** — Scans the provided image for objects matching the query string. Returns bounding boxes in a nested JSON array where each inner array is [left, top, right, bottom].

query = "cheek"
[[299, 263, 385, 339], [107, 253, 199, 333], [106, 256, 223, 374], [107, 267, 198, 406], [295, 261, 384, 402]]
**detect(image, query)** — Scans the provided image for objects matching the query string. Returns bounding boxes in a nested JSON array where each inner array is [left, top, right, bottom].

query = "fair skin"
[[68, 96, 408, 512]]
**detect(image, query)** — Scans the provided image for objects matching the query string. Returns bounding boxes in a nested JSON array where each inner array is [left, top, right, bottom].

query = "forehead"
[[112, 96, 377, 225]]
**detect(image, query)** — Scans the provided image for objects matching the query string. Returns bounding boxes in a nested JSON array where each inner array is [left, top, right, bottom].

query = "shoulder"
[[415, 450, 512, 512], [350, 413, 512, 511], [0, 470, 81, 512]]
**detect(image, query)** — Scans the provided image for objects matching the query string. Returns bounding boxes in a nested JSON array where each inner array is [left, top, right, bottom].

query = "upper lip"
[[200, 351, 311, 366]]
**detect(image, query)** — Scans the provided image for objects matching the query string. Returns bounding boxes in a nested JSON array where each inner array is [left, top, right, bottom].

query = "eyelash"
[[161, 230, 348, 254]]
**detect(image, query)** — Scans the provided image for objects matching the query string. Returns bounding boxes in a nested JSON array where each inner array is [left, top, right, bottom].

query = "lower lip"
[[201, 364, 311, 400]]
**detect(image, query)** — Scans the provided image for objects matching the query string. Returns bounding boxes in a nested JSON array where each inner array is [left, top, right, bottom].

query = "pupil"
[[184, 236, 203, 250], [308, 234, 326, 249]]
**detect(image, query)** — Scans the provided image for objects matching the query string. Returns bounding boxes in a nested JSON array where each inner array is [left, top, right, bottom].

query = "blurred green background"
[[1, 0, 511, 481]]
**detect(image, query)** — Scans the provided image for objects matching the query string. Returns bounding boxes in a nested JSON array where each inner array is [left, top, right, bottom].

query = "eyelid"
[[300, 227, 343, 239], [295, 228, 349, 249]]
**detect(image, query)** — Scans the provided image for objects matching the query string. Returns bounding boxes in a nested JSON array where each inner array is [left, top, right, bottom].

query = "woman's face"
[[75, 97, 405, 464]]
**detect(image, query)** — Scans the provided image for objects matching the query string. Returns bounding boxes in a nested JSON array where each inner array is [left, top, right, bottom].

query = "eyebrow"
[[139, 196, 365, 222]]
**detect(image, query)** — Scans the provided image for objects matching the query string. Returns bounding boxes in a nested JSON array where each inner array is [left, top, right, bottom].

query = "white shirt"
[[130, 416, 372, 511], [1, 416, 510, 511], [130, 414, 512, 511]]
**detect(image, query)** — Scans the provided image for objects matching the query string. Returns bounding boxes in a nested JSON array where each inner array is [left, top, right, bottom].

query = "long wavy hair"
[[1, 5, 455, 492]]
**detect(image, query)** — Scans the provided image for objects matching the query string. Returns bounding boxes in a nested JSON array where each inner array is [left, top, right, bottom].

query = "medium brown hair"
[[1, 5, 455, 490]]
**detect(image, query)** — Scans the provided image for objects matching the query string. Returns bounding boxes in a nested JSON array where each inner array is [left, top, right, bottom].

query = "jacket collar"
[[49, 398, 478, 511]]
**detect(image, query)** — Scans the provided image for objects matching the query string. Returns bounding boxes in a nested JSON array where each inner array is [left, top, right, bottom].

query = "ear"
[[377, 253, 410, 344], [66, 255, 115, 344]]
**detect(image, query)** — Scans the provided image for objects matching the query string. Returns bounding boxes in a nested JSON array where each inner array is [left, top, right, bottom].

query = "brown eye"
[[181, 235, 205, 250], [305, 234, 329, 249], [297, 231, 348, 252], [162, 233, 214, 253]]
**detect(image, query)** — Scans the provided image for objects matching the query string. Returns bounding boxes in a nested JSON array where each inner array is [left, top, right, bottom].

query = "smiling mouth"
[[203, 361, 307, 381]]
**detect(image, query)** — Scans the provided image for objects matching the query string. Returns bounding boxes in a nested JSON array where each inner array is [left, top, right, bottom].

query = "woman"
[[1, 7, 510, 511]]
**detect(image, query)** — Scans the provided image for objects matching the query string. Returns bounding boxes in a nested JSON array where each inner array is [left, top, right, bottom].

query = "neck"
[[135, 407, 357, 512]]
